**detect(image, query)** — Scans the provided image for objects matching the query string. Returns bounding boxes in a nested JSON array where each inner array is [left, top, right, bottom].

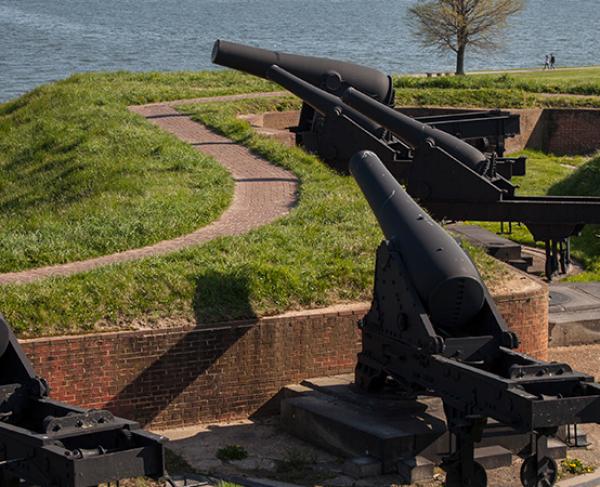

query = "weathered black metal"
[[212, 39, 395, 103], [211, 40, 522, 176], [351, 150, 600, 487], [0, 315, 165, 487]]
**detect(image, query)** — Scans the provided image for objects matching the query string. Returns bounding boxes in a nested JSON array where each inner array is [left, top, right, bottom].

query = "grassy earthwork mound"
[[1, 67, 600, 337]]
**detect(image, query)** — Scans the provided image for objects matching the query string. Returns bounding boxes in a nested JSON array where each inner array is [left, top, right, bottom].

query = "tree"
[[408, 0, 524, 75]]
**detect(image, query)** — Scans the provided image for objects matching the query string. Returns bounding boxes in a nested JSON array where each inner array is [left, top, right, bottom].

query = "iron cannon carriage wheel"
[[520, 455, 558, 487]]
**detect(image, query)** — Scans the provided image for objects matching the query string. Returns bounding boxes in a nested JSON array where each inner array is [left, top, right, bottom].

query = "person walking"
[[550, 53, 556, 69], [544, 54, 550, 70]]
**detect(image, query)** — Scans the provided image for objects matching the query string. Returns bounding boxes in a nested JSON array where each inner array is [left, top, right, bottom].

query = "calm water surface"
[[1, 0, 599, 102]]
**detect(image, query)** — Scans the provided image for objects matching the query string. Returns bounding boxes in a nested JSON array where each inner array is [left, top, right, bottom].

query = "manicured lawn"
[[392, 67, 600, 108], [0, 71, 277, 272], [394, 67, 600, 96], [0, 92, 501, 338]]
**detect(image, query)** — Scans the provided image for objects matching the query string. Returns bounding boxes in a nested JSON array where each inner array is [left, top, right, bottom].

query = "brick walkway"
[[0, 95, 298, 285]]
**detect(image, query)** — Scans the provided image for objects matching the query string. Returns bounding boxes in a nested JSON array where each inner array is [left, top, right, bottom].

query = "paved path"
[[0, 95, 297, 285]]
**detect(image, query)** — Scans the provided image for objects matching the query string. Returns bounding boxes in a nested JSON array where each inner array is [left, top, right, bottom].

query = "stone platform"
[[278, 374, 569, 483], [549, 283, 600, 346]]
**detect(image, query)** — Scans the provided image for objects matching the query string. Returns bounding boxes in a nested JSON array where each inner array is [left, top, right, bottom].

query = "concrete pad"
[[549, 283, 600, 346], [550, 284, 600, 313], [281, 380, 446, 473], [557, 470, 600, 487], [342, 456, 382, 478], [474, 446, 513, 469], [397, 456, 434, 483]]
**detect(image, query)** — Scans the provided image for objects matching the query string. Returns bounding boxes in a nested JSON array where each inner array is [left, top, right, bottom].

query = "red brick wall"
[[21, 309, 363, 429], [21, 286, 547, 429], [397, 106, 600, 156], [494, 283, 549, 361], [544, 109, 600, 155]]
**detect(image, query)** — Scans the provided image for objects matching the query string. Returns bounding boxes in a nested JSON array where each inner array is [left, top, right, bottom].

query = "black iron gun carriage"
[[349, 149, 600, 487], [0, 316, 165, 486]]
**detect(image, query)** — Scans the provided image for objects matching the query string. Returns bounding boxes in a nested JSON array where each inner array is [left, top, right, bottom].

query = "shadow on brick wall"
[[105, 271, 256, 426]]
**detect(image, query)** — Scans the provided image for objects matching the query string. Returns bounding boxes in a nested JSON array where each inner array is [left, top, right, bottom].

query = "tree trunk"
[[456, 45, 466, 75]]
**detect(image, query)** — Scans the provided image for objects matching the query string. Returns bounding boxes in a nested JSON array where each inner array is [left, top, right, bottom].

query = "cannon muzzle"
[[343, 87, 488, 174], [212, 39, 395, 103], [350, 150, 485, 328]]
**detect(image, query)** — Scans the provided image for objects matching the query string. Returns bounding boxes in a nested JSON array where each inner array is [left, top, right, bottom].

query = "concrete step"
[[474, 446, 513, 469], [281, 387, 445, 473], [281, 375, 569, 481], [549, 283, 600, 346]]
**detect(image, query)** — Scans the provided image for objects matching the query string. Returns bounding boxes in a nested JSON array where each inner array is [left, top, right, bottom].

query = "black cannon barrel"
[[212, 39, 395, 104], [266, 65, 384, 137], [350, 150, 485, 328], [343, 87, 488, 174]]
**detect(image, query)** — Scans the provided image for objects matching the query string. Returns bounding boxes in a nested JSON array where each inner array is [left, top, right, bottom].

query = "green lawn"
[[392, 67, 600, 108], [2, 66, 600, 337], [0, 71, 278, 273], [394, 67, 600, 96], [0, 91, 502, 338]]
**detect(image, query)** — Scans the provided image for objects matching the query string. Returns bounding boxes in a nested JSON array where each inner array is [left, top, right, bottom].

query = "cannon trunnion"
[[351, 150, 600, 487], [0, 316, 165, 486]]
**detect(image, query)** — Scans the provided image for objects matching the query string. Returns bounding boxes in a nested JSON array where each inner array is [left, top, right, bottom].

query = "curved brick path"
[[0, 93, 297, 285]]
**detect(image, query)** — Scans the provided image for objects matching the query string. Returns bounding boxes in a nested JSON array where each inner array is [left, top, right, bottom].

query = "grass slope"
[[0, 71, 277, 272], [395, 68, 600, 96], [0, 95, 499, 338], [393, 69, 600, 108], [3, 66, 600, 336]]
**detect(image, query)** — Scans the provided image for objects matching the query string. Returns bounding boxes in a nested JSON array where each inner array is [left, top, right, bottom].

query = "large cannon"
[[259, 62, 600, 276], [0, 316, 165, 486], [351, 150, 600, 487], [212, 39, 524, 176]]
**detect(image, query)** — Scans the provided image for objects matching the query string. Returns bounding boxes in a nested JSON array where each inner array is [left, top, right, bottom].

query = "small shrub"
[[561, 457, 595, 475], [216, 445, 248, 462]]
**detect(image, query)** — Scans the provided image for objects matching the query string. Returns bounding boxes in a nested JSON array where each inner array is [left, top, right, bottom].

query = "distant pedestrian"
[[544, 54, 550, 70], [550, 53, 556, 69]]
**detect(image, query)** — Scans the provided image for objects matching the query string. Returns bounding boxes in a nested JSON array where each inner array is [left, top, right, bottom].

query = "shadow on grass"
[[192, 270, 256, 324], [105, 270, 256, 426]]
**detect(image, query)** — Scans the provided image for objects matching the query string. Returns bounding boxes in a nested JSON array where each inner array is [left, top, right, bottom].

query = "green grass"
[[2, 67, 599, 276], [392, 68, 600, 108], [4, 65, 600, 337], [0, 71, 278, 273], [394, 87, 600, 109], [394, 68, 600, 96], [0, 92, 500, 338]]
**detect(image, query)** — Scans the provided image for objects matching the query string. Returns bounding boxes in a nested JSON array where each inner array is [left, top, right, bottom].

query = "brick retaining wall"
[[246, 108, 600, 156], [398, 107, 600, 156], [21, 281, 547, 429]]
